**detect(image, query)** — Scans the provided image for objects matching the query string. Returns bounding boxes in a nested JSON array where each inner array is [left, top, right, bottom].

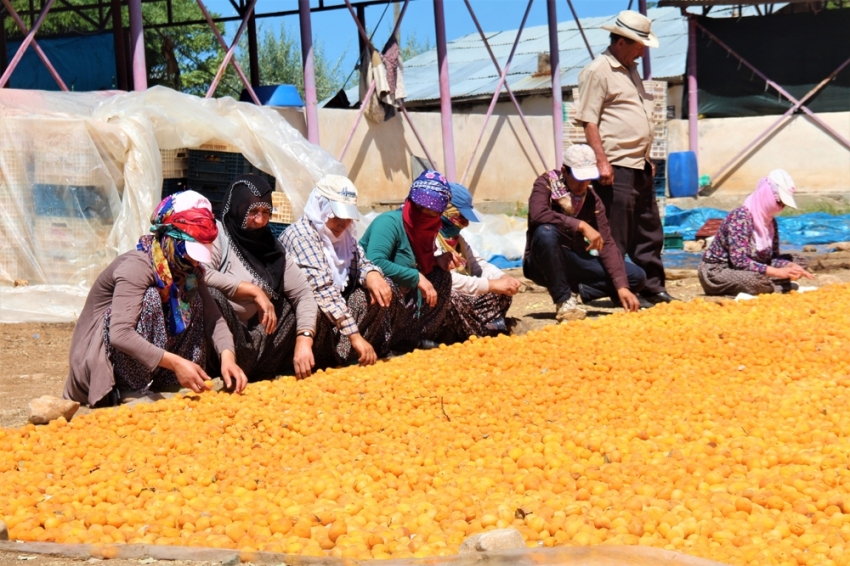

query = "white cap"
[[768, 169, 798, 209], [563, 144, 600, 181], [170, 190, 215, 263], [314, 175, 361, 220]]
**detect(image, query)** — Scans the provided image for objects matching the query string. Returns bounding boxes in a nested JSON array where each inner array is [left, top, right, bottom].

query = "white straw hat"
[[601, 10, 659, 48]]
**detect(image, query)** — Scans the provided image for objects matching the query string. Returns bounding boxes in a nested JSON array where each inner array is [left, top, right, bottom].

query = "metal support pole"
[[128, 0, 147, 90], [638, 0, 651, 80], [547, 0, 563, 169], [299, 0, 319, 144], [0, 0, 57, 89], [195, 0, 260, 105], [111, 0, 128, 90], [461, 0, 534, 185], [248, 9, 259, 87], [356, 5, 366, 60], [565, 0, 593, 60], [687, 16, 698, 162], [464, 0, 548, 171], [0, 0, 68, 90], [205, 0, 256, 98], [399, 101, 438, 171], [0, 14, 7, 83], [339, 80, 376, 162], [433, 0, 456, 181]]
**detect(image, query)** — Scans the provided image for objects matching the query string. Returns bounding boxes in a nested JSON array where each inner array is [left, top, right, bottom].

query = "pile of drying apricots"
[[2, 285, 850, 565]]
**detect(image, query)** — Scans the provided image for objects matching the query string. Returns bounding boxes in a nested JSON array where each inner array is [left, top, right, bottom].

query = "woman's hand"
[[349, 332, 377, 366], [768, 264, 814, 281], [435, 252, 463, 272], [220, 349, 247, 393], [578, 221, 604, 252], [159, 352, 210, 393], [293, 334, 315, 379], [617, 288, 641, 313], [252, 289, 277, 335], [365, 271, 392, 307], [417, 273, 438, 307], [489, 276, 522, 296]]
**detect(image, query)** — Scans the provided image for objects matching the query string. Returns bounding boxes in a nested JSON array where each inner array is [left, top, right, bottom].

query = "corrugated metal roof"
[[394, 7, 688, 104]]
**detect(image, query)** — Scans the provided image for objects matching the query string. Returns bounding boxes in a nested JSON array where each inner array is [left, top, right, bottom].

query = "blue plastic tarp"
[[6, 33, 116, 91], [664, 206, 850, 245]]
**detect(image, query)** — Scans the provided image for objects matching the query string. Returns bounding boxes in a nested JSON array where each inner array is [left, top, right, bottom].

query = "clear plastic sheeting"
[[0, 540, 731, 566], [461, 214, 528, 265], [0, 285, 88, 323], [0, 86, 345, 322]]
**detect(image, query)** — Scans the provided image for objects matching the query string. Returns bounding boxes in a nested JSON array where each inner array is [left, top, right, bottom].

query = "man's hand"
[[349, 332, 377, 366], [489, 276, 521, 296], [583, 122, 614, 185], [160, 352, 210, 393], [365, 271, 392, 307], [293, 334, 315, 379], [597, 160, 614, 186], [220, 349, 247, 393], [617, 288, 641, 313], [417, 273, 438, 307], [578, 221, 604, 252], [435, 252, 463, 272]]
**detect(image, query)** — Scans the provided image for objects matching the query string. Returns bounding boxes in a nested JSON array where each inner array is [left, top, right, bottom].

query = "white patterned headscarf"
[[303, 188, 356, 290]]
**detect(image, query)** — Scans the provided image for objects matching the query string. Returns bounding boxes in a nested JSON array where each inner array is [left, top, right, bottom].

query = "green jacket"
[[359, 210, 420, 289]]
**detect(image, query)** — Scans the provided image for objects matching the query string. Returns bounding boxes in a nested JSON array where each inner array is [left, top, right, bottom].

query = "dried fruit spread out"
[[2, 286, 850, 565]]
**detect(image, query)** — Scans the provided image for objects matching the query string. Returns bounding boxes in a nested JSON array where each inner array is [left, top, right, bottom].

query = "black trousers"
[[594, 163, 667, 295], [523, 224, 647, 305]]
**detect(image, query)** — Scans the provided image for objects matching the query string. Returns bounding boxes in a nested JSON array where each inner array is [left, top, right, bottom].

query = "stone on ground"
[[0, 519, 8, 540], [459, 528, 525, 554], [28, 395, 80, 425]]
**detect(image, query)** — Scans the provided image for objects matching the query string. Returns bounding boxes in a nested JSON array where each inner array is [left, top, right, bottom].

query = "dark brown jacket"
[[525, 171, 628, 290]]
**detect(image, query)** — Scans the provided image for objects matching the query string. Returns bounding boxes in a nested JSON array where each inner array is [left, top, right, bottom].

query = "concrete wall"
[[668, 111, 850, 194], [316, 107, 557, 210]]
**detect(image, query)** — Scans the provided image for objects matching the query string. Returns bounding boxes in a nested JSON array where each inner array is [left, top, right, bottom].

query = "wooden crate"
[[271, 191, 294, 224]]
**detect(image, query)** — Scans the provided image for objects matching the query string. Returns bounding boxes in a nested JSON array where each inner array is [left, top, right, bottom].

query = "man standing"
[[574, 10, 676, 304]]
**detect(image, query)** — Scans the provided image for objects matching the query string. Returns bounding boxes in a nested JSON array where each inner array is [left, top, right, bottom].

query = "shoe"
[[555, 297, 587, 323], [642, 291, 679, 305], [484, 317, 508, 335], [417, 339, 441, 350]]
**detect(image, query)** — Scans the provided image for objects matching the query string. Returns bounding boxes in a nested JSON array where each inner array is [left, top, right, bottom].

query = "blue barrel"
[[667, 151, 699, 198]]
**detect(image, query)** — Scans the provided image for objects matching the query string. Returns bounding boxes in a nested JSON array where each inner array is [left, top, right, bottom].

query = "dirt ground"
[[1, 251, 850, 563]]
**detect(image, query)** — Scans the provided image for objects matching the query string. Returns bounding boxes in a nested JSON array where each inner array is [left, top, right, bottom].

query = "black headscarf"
[[221, 174, 285, 298]]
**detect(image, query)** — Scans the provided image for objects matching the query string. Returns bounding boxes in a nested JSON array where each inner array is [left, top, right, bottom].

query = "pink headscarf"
[[742, 176, 784, 252]]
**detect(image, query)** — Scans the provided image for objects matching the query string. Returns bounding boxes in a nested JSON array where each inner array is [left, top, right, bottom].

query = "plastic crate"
[[271, 191, 294, 224], [33, 184, 110, 220], [268, 222, 289, 240], [185, 179, 230, 216], [0, 247, 20, 282], [33, 147, 99, 186], [663, 232, 683, 250], [160, 148, 188, 179], [32, 216, 111, 259], [187, 149, 276, 190], [162, 178, 188, 198]]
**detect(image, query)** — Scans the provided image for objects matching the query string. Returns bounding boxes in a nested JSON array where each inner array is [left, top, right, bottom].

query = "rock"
[[803, 245, 817, 253], [833, 242, 850, 251], [13, 279, 28, 287], [28, 395, 80, 425], [665, 269, 698, 281], [817, 274, 842, 286], [459, 528, 525, 554], [0, 519, 7, 540], [683, 240, 705, 252]]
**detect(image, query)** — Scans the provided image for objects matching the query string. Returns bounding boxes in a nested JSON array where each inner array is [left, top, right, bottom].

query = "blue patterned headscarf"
[[408, 170, 452, 213]]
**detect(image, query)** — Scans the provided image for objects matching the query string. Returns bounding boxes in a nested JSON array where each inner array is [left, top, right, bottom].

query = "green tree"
[[400, 30, 432, 61]]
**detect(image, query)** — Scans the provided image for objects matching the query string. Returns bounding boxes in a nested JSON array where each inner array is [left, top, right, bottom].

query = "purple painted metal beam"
[[339, 80, 376, 162], [399, 101, 437, 171], [461, 0, 534, 185], [0, 0, 68, 91], [547, 0, 563, 169], [195, 0, 261, 105], [206, 0, 256, 99], [128, 0, 147, 90], [299, 0, 319, 144], [464, 0, 548, 171], [110, 0, 128, 90], [344, 0, 410, 61], [0, 0, 58, 89], [638, 0, 651, 79], [433, 0, 456, 181], [695, 20, 850, 153], [565, 0, 593, 60], [712, 54, 850, 185], [687, 16, 698, 162]]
